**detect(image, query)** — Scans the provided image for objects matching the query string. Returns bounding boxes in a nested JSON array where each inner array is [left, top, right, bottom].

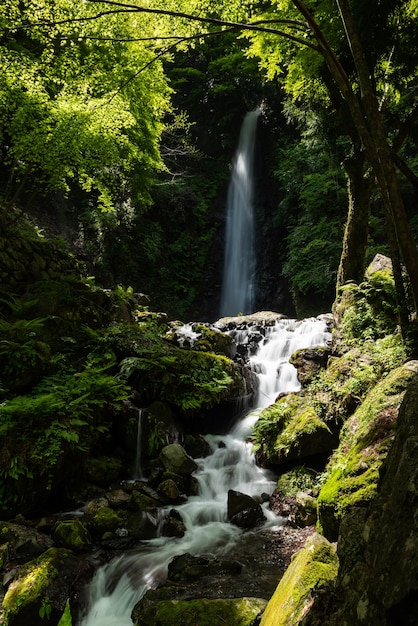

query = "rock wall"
[[307, 373, 418, 626], [0, 226, 82, 296]]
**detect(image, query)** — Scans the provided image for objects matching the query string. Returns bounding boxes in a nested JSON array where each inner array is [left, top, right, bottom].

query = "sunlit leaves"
[[0, 0, 170, 212]]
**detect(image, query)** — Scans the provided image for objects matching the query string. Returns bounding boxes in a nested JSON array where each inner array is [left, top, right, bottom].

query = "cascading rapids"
[[78, 315, 331, 626]]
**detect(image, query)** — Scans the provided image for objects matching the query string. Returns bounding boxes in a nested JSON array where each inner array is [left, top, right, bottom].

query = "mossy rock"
[[130, 490, 158, 511], [254, 396, 336, 467], [92, 506, 123, 533], [289, 346, 331, 387], [1, 547, 73, 626], [193, 324, 237, 358], [317, 360, 418, 540], [0, 522, 53, 562], [52, 519, 92, 552], [159, 444, 198, 476], [260, 533, 338, 626], [276, 466, 320, 498], [275, 406, 335, 463], [132, 597, 267, 626]]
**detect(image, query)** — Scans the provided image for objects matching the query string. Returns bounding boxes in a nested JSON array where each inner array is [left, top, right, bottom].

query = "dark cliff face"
[[308, 373, 418, 626]]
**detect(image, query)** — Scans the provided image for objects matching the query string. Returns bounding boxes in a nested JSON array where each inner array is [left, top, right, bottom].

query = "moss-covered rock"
[[317, 360, 418, 540], [132, 596, 267, 626], [253, 395, 337, 467], [276, 466, 320, 498], [193, 323, 237, 358], [159, 443, 198, 476], [92, 506, 123, 534], [130, 490, 158, 511], [305, 371, 418, 626], [1, 547, 76, 626], [52, 519, 92, 552], [157, 478, 181, 501], [294, 492, 318, 527], [0, 522, 53, 565], [260, 533, 338, 626], [290, 346, 331, 387]]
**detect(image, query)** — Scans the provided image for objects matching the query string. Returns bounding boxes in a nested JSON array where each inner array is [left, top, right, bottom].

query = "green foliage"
[[269, 121, 348, 315], [0, 0, 169, 214], [39, 597, 52, 620], [337, 270, 399, 344], [0, 361, 130, 510], [283, 215, 343, 300], [0, 317, 50, 381], [146, 414, 168, 457], [120, 345, 234, 413], [57, 600, 72, 626]]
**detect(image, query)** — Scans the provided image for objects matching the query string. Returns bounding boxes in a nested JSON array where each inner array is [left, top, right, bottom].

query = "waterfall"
[[220, 110, 260, 318], [78, 316, 331, 626]]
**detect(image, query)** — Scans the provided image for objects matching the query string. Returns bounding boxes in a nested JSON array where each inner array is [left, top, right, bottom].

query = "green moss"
[[317, 361, 418, 533], [2, 548, 69, 618], [310, 333, 407, 422], [260, 533, 338, 626], [193, 324, 236, 357], [252, 394, 303, 459], [92, 506, 122, 533], [337, 270, 398, 345], [276, 406, 332, 456], [276, 466, 320, 497], [252, 395, 332, 464], [131, 490, 157, 511], [134, 597, 267, 626], [52, 519, 92, 552]]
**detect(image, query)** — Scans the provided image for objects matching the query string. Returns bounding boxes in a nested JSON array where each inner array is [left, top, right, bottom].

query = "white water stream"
[[78, 316, 331, 626], [220, 110, 260, 317]]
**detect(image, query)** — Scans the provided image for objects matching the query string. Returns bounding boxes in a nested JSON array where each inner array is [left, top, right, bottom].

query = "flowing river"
[[78, 316, 331, 626]]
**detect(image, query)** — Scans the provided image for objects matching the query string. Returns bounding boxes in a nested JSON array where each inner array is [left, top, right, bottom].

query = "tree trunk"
[[334, 0, 418, 316], [336, 149, 372, 291], [292, 0, 418, 319]]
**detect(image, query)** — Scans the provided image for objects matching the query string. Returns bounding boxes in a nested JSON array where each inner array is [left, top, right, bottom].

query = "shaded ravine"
[[79, 316, 331, 626]]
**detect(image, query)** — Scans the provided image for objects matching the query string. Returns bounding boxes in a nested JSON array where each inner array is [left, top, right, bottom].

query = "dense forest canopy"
[[1, 0, 418, 325]]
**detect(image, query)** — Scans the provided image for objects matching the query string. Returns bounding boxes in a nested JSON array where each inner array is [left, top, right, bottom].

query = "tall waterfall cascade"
[[220, 110, 260, 318], [78, 316, 331, 626]]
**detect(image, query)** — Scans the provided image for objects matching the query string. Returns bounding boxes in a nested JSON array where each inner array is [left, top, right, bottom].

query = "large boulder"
[[260, 533, 338, 626], [51, 519, 92, 552], [317, 360, 418, 540], [290, 346, 331, 387], [167, 553, 242, 581], [305, 372, 418, 626], [132, 597, 267, 626], [159, 444, 198, 476], [0, 522, 53, 566], [1, 548, 79, 626], [227, 490, 266, 528], [254, 395, 337, 468]]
